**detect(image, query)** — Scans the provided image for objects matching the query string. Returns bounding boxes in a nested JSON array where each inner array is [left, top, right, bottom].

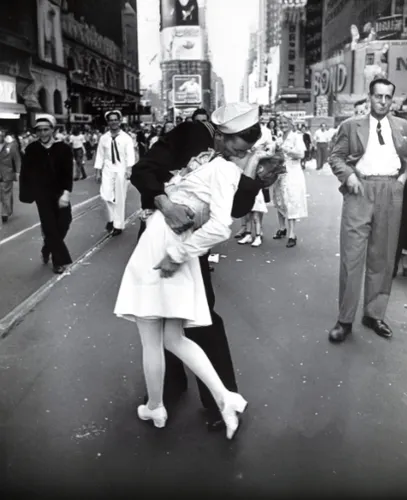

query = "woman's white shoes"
[[251, 235, 262, 247], [137, 404, 168, 428], [221, 392, 248, 440], [238, 234, 253, 245]]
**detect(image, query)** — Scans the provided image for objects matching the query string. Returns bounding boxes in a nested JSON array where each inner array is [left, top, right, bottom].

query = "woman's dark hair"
[[231, 122, 261, 144], [192, 108, 209, 120], [161, 121, 174, 136]]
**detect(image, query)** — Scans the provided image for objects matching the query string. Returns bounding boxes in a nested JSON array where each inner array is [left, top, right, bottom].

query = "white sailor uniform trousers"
[[94, 131, 135, 230]]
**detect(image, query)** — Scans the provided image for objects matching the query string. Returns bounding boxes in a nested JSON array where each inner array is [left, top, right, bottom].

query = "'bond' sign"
[[313, 63, 348, 97]]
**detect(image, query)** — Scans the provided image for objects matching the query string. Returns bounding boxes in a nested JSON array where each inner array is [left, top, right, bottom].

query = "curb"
[[0, 211, 140, 339]]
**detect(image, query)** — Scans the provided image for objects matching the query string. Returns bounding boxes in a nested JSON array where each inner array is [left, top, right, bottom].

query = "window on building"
[[53, 89, 63, 115], [289, 64, 295, 73], [289, 24, 296, 33], [289, 33, 296, 43], [289, 50, 295, 60], [288, 78, 295, 87], [366, 53, 375, 65]]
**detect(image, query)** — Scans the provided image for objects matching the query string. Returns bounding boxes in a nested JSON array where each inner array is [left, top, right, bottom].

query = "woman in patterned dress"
[[272, 114, 308, 248]]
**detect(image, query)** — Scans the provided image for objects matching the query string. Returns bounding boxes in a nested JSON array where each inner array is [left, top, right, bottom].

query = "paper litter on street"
[[208, 254, 219, 264]]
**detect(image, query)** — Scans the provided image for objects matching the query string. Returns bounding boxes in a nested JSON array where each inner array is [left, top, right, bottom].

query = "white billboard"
[[173, 75, 202, 105], [161, 26, 203, 61]]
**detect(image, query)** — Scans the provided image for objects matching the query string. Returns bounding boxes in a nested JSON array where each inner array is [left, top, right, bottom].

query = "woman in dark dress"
[[394, 181, 407, 277]]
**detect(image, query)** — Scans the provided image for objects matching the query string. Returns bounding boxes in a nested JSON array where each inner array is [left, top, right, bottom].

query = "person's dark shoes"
[[41, 249, 50, 264], [273, 229, 287, 239], [53, 265, 68, 275], [362, 316, 392, 339], [205, 410, 226, 432], [209, 265, 215, 272], [112, 228, 123, 237], [105, 222, 114, 232], [73, 177, 79, 181], [328, 321, 352, 343], [2, 215, 8, 223], [81, 174, 87, 180], [286, 237, 297, 248]]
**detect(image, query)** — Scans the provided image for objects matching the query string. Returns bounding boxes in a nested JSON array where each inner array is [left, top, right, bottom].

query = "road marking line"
[[0, 211, 140, 339], [0, 194, 101, 247]]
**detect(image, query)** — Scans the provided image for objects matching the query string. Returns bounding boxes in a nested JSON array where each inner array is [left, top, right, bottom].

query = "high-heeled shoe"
[[273, 229, 287, 239], [220, 392, 248, 440], [286, 237, 297, 248], [137, 404, 168, 428]]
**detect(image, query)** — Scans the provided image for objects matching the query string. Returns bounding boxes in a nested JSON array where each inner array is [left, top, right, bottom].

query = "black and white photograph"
[[1, 0, 407, 499]]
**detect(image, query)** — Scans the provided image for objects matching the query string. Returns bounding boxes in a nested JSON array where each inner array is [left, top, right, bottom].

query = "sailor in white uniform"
[[94, 110, 136, 236]]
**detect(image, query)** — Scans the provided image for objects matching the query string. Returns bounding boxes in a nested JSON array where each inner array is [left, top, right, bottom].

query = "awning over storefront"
[[0, 102, 27, 114]]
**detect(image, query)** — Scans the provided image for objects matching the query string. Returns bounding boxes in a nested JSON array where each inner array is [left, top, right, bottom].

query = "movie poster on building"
[[160, 0, 200, 30], [173, 75, 202, 105], [161, 26, 203, 61]]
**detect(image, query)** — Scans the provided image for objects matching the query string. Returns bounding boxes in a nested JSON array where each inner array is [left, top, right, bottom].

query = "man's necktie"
[[376, 121, 385, 145], [111, 137, 121, 164]]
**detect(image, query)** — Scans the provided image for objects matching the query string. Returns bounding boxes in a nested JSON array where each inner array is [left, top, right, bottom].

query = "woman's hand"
[[244, 150, 275, 179], [154, 254, 181, 278]]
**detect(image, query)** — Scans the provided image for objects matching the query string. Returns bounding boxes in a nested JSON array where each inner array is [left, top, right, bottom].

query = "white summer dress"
[[114, 150, 242, 328]]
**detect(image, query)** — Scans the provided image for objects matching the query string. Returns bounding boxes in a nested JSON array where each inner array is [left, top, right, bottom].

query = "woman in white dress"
[[114, 103, 264, 440], [272, 114, 308, 248]]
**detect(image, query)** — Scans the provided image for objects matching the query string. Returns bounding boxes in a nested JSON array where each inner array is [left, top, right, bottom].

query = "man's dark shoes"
[[2, 215, 8, 223], [328, 321, 352, 343], [41, 250, 50, 264], [53, 265, 68, 275], [105, 222, 114, 232], [362, 316, 392, 339], [206, 410, 226, 432], [112, 228, 123, 237]]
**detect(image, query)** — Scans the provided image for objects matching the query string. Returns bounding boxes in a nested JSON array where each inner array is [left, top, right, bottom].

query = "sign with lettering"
[[313, 63, 348, 97], [388, 41, 407, 95], [0, 76, 17, 104], [376, 15, 403, 39]]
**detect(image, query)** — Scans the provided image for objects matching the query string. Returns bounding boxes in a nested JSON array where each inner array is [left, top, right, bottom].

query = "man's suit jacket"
[[0, 142, 21, 182], [329, 113, 407, 193]]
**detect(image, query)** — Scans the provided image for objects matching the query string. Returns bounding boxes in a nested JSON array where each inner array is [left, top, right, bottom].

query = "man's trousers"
[[338, 177, 403, 323]]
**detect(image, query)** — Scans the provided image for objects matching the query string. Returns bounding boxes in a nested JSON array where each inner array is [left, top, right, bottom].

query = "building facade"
[[274, 0, 310, 114], [159, 0, 211, 119], [33, 0, 68, 124], [211, 71, 225, 111], [322, 0, 407, 59], [0, 0, 40, 132]]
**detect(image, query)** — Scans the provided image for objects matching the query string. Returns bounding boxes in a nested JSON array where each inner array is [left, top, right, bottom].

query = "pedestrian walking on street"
[[272, 114, 308, 248], [127, 103, 279, 434], [0, 129, 21, 224], [69, 127, 87, 181], [328, 78, 407, 343], [19, 114, 73, 274], [94, 110, 135, 237], [314, 122, 331, 170]]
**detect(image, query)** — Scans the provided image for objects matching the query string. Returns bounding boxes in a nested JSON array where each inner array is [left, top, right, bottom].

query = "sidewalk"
[[1, 168, 407, 498]]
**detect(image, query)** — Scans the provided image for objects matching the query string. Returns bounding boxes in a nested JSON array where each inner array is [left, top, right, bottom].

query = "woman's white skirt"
[[114, 211, 212, 328]]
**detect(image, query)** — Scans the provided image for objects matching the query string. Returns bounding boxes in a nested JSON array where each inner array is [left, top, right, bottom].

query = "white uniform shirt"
[[314, 129, 331, 143], [94, 130, 136, 172], [70, 134, 86, 149], [356, 115, 401, 176], [164, 157, 242, 264]]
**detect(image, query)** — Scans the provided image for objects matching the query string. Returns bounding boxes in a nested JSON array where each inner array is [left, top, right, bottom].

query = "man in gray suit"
[[0, 130, 21, 223], [328, 78, 407, 343]]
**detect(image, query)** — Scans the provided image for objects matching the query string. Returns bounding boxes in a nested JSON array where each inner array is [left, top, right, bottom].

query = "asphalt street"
[[1, 163, 407, 499], [0, 161, 141, 321]]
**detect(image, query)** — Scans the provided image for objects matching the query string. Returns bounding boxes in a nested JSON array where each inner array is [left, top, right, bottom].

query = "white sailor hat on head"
[[211, 102, 259, 134], [34, 114, 56, 128], [104, 109, 123, 121]]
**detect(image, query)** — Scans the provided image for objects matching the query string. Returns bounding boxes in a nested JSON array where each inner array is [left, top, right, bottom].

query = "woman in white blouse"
[[69, 128, 87, 181], [272, 114, 308, 247], [114, 103, 265, 440]]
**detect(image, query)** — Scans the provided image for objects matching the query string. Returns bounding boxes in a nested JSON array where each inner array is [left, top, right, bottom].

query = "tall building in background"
[[305, 0, 323, 89], [160, 0, 211, 119], [274, 0, 310, 115], [322, 0, 407, 59], [211, 70, 225, 109]]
